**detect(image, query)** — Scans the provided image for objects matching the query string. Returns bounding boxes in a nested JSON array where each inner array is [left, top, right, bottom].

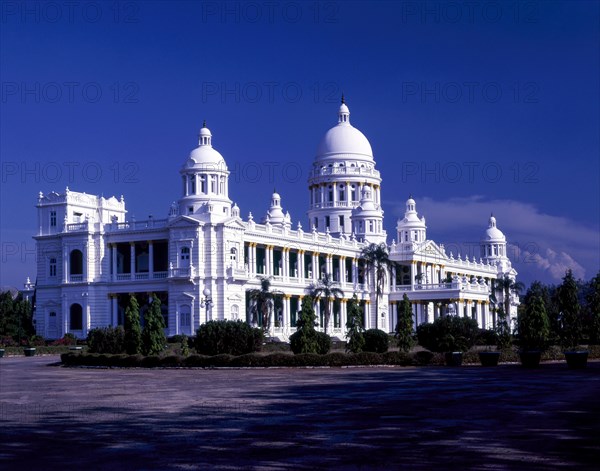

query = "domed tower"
[[351, 185, 386, 243], [178, 122, 232, 220], [307, 97, 383, 236], [262, 189, 291, 229], [480, 214, 510, 269], [396, 196, 427, 244]]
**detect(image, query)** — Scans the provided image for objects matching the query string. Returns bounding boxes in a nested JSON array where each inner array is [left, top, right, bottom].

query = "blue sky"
[[1, 0, 599, 289]]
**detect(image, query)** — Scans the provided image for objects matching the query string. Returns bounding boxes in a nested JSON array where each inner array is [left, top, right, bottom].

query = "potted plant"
[[517, 294, 550, 367], [557, 270, 588, 369], [479, 307, 511, 367]]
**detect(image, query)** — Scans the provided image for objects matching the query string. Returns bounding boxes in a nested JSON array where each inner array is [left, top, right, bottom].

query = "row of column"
[[309, 182, 381, 207], [108, 242, 156, 281], [246, 243, 363, 286]]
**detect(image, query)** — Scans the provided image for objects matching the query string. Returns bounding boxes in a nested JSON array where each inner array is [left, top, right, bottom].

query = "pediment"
[[414, 240, 448, 260], [167, 216, 202, 228]]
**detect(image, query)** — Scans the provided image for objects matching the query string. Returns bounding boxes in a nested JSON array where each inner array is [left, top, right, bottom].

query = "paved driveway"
[[1, 356, 599, 470]]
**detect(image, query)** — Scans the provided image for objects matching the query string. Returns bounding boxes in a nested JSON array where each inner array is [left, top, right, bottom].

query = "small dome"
[[186, 124, 226, 168], [315, 100, 373, 160], [483, 215, 506, 241]]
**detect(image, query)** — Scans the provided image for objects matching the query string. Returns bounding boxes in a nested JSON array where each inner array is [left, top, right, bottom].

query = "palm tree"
[[309, 273, 344, 334], [496, 275, 525, 319], [247, 276, 283, 335], [360, 242, 391, 329]]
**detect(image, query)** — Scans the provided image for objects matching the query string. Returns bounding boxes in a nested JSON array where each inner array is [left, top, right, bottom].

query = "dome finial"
[[341, 93, 345, 104], [202, 120, 206, 128]]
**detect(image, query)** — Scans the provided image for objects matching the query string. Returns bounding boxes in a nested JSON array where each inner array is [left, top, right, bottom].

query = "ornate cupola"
[[396, 196, 427, 245], [262, 189, 290, 227], [480, 214, 507, 260], [307, 96, 383, 237], [178, 121, 232, 221], [350, 185, 386, 243]]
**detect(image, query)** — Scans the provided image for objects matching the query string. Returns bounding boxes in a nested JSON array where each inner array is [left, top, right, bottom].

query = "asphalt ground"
[[1, 356, 599, 470]]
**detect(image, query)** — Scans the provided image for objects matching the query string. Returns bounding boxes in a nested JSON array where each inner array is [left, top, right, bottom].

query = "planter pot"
[[519, 350, 541, 368], [564, 351, 588, 369], [478, 351, 500, 367], [444, 352, 463, 367], [0, 349, 5, 358], [23, 347, 36, 357]]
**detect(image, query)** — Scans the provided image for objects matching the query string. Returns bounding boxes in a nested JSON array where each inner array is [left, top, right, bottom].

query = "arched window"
[[231, 304, 239, 320], [70, 304, 83, 330], [70, 250, 83, 275]]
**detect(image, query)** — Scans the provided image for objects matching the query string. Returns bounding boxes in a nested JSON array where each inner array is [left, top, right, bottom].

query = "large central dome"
[[315, 101, 373, 160]]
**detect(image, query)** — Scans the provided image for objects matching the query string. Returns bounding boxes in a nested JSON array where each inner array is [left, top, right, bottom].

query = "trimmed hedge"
[[60, 344, 600, 368], [195, 320, 264, 356]]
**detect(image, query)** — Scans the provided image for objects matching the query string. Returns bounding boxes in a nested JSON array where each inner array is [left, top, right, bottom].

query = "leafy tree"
[[496, 275, 525, 321], [247, 276, 283, 333], [124, 294, 142, 355], [345, 294, 365, 353], [495, 306, 512, 350], [521, 281, 558, 342], [290, 296, 330, 354], [309, 273, 344, 334], [394, 294, 414, 352], [0, 291, 34, 343], [556, 269, 583, 349], [141, 294, 166, 356], [585, 271, 600, 343], [517, 294, 550, 351], [360, 242, 391, 329]]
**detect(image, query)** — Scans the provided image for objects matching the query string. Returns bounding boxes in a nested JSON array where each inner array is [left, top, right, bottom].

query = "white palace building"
[[32, 100, 518, 340]]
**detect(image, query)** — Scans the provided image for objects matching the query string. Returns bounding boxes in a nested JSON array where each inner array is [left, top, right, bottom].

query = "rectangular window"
[[325, 216, 330, 229], [49, 258, 57, 277], [210, 176, 216, 193], [339, 215, 344, 229], [189, 175, 196, 194], [50, 211, 57, 227], [313, 217, 318, 229], [188, 206, 194, 214]]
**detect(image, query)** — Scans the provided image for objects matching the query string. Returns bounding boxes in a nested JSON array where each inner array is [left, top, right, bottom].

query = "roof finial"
[[202, 120, 207, 128], [341, 93, 345, 104]]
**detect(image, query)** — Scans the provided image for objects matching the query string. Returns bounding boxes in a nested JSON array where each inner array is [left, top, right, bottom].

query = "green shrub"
[[141, 356, 161, 368], [363, 329, 389, 353], [416, 316, 479, 352], [315, 331, 331, 354], [161, 355, 183, 367], [350, 351, 384, 365], [87, 326, 125, 354], [477, 329, 499, 346], [382, 350, 413, 366], [414, 350, 434, 365], [194, 320, 264, 356], [323, 352, 350, 367], [183, 354, 210, 367], [205, 354, 235, 367]]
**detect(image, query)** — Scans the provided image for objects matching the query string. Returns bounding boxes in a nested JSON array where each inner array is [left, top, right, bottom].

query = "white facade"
[[32, 101, 519, 340]]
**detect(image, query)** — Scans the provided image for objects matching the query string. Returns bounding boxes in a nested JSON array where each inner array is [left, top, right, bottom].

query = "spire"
[[338, 95, 350, 124], [199, 122, 212, 146]]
